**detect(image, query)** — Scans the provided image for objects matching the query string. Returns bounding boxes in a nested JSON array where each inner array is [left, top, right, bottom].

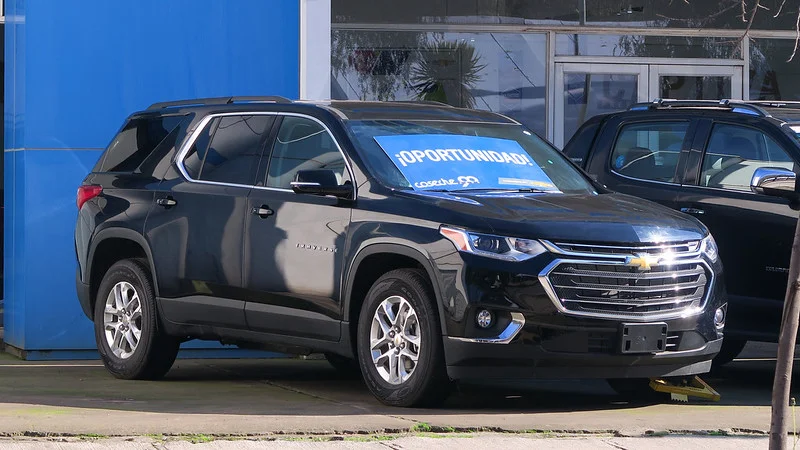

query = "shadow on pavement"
[[0, 339, 793, 417]]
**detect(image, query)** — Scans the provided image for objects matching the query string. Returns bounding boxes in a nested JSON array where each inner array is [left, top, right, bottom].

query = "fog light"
[[714, 305, 726, 329], [476, 309, 493, 329]]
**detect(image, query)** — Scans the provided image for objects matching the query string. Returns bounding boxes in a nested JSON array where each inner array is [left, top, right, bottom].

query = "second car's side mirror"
[[290, 169, 352, 199], [750, 167, 800, 208]]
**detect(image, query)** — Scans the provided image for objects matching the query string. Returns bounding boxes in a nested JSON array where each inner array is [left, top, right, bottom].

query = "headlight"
[[440, 226, 547, 261], [701, 234, 719, 262]]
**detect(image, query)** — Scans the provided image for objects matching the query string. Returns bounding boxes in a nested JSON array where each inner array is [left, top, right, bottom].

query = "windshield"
[[345, 120, 596, 195]]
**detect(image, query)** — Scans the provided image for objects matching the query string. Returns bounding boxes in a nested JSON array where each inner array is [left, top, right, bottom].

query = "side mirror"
[[750, 167, 800, 205], [290, 169, 352, 199]]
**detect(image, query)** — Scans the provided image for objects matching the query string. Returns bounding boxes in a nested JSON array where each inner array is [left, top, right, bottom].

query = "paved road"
[[0, 341, 792, 440]]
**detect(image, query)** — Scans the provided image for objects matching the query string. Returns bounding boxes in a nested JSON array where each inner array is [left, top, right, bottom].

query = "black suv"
[[76, 97, 725, 407], [564, 99, 800, 365]]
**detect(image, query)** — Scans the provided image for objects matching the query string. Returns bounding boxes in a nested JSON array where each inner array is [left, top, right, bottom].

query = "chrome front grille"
[[539, 241, 712, 321]]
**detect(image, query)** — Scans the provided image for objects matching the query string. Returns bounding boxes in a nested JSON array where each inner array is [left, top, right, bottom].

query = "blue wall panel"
[[5, 0, 301, 354]]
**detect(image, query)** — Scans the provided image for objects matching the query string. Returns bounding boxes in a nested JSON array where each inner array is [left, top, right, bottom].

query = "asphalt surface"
[[0, 341, 793, 442]]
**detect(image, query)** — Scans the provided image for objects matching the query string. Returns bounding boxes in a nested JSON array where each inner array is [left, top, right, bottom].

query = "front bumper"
[[445, 332, 722, 380], [435, 243, 727, 381]]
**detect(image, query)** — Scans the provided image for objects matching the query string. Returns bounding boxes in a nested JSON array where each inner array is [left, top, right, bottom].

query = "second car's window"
[[196, 115, 274, 186], [610, 122, 688, 183], [700, 123, 795, 191], [266, 116, 349, 189]]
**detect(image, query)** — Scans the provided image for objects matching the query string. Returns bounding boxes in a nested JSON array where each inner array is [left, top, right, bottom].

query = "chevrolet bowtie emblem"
[[626, 254, 659, 271]]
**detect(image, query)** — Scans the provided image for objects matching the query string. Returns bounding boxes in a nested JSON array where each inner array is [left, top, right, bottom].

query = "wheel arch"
[[343, 243, 447, 344], [87, 228, 158, 315]]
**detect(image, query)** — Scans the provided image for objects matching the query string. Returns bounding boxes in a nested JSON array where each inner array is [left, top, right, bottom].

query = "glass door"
[[554, 63, 648, 148], [555, 63, 744, 148], [649, 65, 742, 101]]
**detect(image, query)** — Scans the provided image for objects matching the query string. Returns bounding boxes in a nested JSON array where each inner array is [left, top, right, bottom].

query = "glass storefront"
[[750, 39, 800, 100], [332, 31, 548, 137], [332, 1, 800, 147], [332, 0, 798, 30]]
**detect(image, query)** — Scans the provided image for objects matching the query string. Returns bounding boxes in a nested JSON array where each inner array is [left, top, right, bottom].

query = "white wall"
[[300, 0, 331, 100]]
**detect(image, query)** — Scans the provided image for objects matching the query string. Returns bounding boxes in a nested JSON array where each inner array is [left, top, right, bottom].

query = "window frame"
[[693, 120, 797, 193], [607, 118, 694, 186], [175, 112, 357, 199], [192, 114, 276, 186], [262, 115, 352, 190]]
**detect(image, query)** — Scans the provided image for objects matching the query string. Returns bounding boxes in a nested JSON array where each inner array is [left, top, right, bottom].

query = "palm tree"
[[410, 39, 486, 108]]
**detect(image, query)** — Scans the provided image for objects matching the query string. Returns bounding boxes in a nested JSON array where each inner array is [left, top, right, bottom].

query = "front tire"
[[356, 269, 451, 407], [93, 259, 180, 380]]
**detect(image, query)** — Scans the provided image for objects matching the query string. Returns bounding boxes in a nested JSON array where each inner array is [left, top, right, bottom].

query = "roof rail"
[[390, 100, 455, 107], [746, 100, 800, 109], [629, 99, 770, 117], [147, 96, 292, 110]]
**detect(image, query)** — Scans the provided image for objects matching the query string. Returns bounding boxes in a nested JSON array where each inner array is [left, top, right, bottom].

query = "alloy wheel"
[[103, 281, 143, 359], [369, 295, 421, 385]]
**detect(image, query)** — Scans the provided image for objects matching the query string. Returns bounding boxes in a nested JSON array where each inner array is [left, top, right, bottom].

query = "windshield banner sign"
[[373, 134, 559, 192]]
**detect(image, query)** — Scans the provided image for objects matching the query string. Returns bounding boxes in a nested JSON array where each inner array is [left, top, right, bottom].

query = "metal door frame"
[[649, 65, 743, 101], [554, 63, 648, 148]]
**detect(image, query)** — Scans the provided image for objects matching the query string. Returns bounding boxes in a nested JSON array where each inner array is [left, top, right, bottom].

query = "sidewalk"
[[0, 434, 771, 450], [0, 345, 784, 438]]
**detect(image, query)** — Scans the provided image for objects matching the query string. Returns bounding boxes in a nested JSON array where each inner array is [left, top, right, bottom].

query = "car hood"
[[398, 190, 707, 244]]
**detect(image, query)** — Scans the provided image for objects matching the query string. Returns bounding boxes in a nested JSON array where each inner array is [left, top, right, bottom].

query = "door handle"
[[680, 207, 705, 215], [156, 197, 177, 208], [252, 205, 274, 218]]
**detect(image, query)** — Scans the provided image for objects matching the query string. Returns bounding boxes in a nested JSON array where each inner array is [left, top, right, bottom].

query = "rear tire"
[[93, 259, 180, 380], [712, 338, 747, 367], [356, 269, 451, 407]]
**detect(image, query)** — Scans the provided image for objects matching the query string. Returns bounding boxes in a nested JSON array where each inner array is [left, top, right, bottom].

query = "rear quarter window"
[[97, 114, 188, 173]]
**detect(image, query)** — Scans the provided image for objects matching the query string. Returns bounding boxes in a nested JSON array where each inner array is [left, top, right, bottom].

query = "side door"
[[676, 120, 797, 325], [584, 116, 698, 211], [144, 113, 275, 329], [243, 114, 354, 341]]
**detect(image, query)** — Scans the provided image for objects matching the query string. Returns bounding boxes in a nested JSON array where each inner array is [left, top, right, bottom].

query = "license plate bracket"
[[620, 322, 668, 354]]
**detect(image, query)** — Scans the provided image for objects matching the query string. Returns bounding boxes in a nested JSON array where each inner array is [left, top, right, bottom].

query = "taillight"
[[77, 185, 103, 209]]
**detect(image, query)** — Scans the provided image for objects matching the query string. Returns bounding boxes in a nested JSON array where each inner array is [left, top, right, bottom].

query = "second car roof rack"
[[147, 96, 293, 110], [628, 99, 777, 117]]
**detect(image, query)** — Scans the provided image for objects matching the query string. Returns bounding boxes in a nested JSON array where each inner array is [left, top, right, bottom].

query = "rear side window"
[[266, 116, 349, 189], [610, 122, 688, 183], [182, 115, 275, 186], [100, 115, 187, 172], [198, 115, 274, 185]]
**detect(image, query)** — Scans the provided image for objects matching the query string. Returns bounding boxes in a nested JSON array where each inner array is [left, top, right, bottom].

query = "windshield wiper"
[[449, 187, 550, 193]]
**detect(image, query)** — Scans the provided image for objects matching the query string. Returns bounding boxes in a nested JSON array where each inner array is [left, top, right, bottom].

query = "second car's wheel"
[[357, 269, 451, 407], [712, 338, 747, 368], [607, 378, 668, 402], [93, 258, 180, 380]]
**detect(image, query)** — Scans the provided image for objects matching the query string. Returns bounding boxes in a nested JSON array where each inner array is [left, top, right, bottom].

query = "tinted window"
[[197, 115, 274, 185], [700, 123, 795, 190], [100, 115, 187, 172], [610, 122, 688, 183], [266, 116, 349, 189]]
